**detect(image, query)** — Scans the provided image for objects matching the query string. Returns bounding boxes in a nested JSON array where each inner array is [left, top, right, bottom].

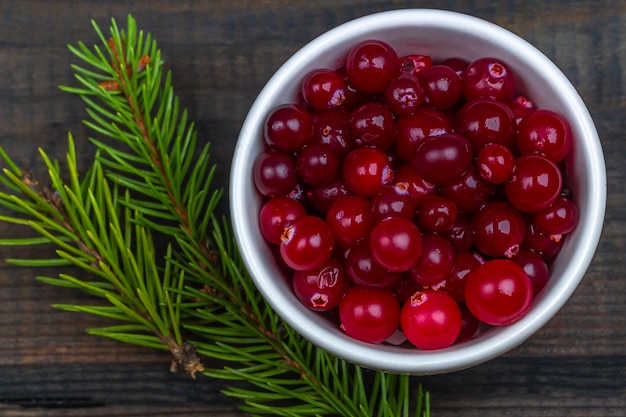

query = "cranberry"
[[339, 285, 400, 343], [369, 217, 422, 272], [463, 57, 516, 102], [440, 57, 469, 79], [370, 183, 418, 223], [345, 240, 402, 290], [440, 165, 494, 213], [417, 195, 458, 233], [301, 68, 347, 110], [476, 143, 515, 184], [523, 217, 565, 260], [393, 163, 437, 206], [345, 39, 400, 93], [394, 107, 453, 161], [444, 214, 475, 253], [418, 64, 463, 110], [401, 289, 462, 350], [455, 303, 480, 343], [505, 153, 563, 213], [292, 257, 350, 311], [280, 215, 335, 271], [441, 251, 481, 302], [455, 98, 517, 152], [411, 133, 473, 185], [264, 104, 313, 152], [325, 195, 373, 248], [306, 176, 351, 214], [464, 259, 533, 326], [517, 109, 573, 163], [508, 95, 535, 123], [399, 54, 433, 77], [259, 197, 307, 245], [310, 108, 354, 158], [349, 102, 397, 149], [473, 201, 526, 258], [533, 195, 578, 238], [409, 233, 456, 288], [384, 73, 424, 115], [253, 150, 298, 197], [511, 248, 550, 296], [296, 143, 340, 187], [342, 147, 394, 197]]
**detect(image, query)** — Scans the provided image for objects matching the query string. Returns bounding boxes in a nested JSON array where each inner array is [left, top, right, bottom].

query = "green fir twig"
[[0, 15, 431, 416]]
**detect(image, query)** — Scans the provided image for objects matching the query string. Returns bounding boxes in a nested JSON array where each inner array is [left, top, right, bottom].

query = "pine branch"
[[0, 15, 432, 416]]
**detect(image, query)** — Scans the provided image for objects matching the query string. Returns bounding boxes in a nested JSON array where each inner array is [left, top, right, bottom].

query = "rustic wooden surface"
[[0, 1, 624, 415]]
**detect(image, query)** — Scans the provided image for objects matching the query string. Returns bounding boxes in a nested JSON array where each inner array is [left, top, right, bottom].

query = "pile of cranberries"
[[253, 39, 578, 350]]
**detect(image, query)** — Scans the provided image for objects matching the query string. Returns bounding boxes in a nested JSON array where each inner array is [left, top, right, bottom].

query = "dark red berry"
[[293, 257, 350, 311], [345, 40, 400, 93], [264, 104, 313, 152]]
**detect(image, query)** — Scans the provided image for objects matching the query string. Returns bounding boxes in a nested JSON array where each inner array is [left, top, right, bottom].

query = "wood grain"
[[1, 0, 624, 415]]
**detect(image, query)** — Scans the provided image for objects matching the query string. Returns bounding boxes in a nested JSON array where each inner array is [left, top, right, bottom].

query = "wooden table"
[[1, 1, 624, 415]]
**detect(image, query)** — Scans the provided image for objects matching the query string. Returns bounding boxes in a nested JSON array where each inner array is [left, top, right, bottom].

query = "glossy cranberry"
[[523, 217, 565, 260], [409, 233, 456, 288], [339, 285, 401, 343], [306, 176, 351, 214], [411, 133, 473, 185], [464, 259, 533, 326], [533, 195, 578, 238], [339, 68, 376, 111], [418, 64, 463, 110], [417, 195, 458, 233], [253, 150, 298, 197], [342, 147, 394, 197], [369, 217, 422, 272], [259, 197, 307, 245], [399, 54, 433, 77], [508, 95, 535, 123], [477, 143, 515, 184], [473, 201, 526, 258], [455, 98, 517, 152], [505, 153, 563, 213], [285, 180, 310, 209], [394, 107, 453, 161], [392, 274, 423, 303], [445, 213, 475, 253], [393, 163, 438, 206], [301, 68, 347, 110], [264, 104, 313, 152], [345, 239, 402, 290], [463, 57, 516, 102], [345, 39, 400, 93], [455, 303, 480, 343], [349, 102, 397, 149], [441, 251, 481, 302], [517, 109, 573, 163], [511, 248, 550, 296], [292, 257, 350, 311], [326, 195, 373, 248], [401, 289, 462, 350], [310, 108, 354, 158], [370, 183, 418, 223], [440, 57, 469, 79], [440, 165, 494, 213], [384, 73, 424, 115], [296, 143, 340, 187], [280, 215, 335, 271]]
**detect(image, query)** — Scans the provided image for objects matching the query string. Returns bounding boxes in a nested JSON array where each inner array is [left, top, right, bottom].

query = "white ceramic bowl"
[[230, 9, 606, 374]]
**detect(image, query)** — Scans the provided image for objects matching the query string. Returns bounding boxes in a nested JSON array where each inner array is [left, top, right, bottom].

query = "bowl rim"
[[229, 8, 607, 374]]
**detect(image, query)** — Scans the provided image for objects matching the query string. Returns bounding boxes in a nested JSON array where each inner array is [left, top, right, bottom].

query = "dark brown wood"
[[1, 0, 624, 415]]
